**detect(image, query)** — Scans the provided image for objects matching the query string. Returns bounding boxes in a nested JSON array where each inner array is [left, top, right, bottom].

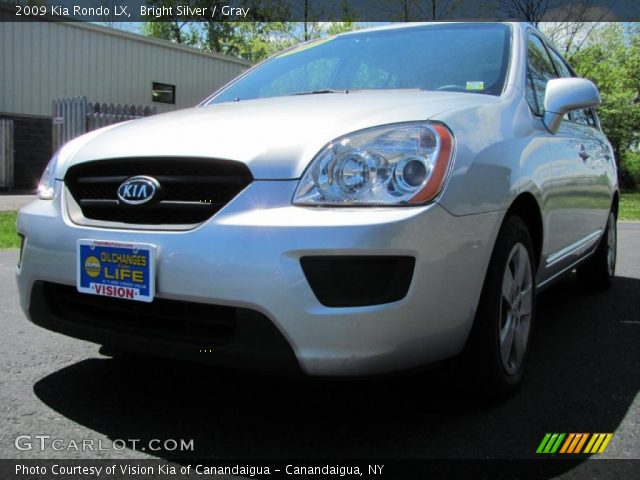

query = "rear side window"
[[526, 35, 558, 116], [585, 109, 599, 128]]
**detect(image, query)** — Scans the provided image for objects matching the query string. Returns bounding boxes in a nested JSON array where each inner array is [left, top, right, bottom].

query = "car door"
[[526, 34, 599, 278], [546, 47, 613, 243]]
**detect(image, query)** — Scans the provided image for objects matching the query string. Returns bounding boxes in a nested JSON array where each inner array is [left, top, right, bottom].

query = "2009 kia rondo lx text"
[[17, 23, 618, 395]]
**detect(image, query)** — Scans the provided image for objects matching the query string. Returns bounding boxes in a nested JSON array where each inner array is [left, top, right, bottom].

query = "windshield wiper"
[[291, 89, 349, 96]]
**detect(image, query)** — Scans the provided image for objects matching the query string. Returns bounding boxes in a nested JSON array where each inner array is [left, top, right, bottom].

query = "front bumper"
[[16, 180, 502, 376]]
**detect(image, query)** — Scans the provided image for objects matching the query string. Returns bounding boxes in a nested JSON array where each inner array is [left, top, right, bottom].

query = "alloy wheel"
[[499, 243, 533, 376]]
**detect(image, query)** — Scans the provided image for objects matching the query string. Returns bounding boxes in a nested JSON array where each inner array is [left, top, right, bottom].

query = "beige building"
[[0, 19, 251, 116], [0, 10, 250, 189]]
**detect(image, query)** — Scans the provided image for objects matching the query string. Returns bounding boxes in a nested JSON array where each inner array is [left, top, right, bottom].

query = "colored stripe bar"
[[591, 434, 606, 453], [537, 434, 552, 454], [537, 433, 614, 454], [573, 433, 589, 453], [566, 434, 581, 453], [560, 434, 576, 454], [550, 433, 566, 453], [584, 434, 598, 454], [598, 434, 613, 453], [567, 434, 584, 453], [543, 434, 560, 453]]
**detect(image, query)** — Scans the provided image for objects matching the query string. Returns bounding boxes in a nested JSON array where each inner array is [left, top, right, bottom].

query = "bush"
[[620, 150, 640, 190]]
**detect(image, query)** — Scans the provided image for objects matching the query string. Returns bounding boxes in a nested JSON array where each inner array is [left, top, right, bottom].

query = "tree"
[[498, 0, 550, 25], [289, 0, 326, 41], [540, 22, 604, 62], [378, 0, 463, 21], [378, 0, 414, 21], [229, 22, 296, 62], [138, 1, 362, 62], [139, 0, 292, 57], [140, 21, 200, 46], [570, 24, 640, 185], [416, 0, 461, 20], [538, 2, 617, 62], [326, 1, 359, 35], [326, 22, 359, 35]]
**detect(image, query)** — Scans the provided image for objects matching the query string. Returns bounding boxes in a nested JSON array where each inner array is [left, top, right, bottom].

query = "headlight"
[[37, 150, 60, 200], [293, 122, 454, 206]]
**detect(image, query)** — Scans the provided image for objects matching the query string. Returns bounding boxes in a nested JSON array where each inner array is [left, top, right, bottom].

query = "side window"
[[547, 48, 572, 78], [525, 69, 539, 114], [526, 35, 559, 116], [571, 108, 590, 125]]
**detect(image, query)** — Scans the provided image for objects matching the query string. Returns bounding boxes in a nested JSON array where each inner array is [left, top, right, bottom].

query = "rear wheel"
[[576, 211, 617, 291], [462, 215, 536, 397]]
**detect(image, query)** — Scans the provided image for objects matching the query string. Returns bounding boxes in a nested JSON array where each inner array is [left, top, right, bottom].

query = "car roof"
[[335, 21, 527, 37]]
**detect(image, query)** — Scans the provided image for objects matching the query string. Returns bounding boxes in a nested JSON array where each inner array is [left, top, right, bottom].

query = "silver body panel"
[[61, 90, 498, 180], [16, 22, 618, 375]]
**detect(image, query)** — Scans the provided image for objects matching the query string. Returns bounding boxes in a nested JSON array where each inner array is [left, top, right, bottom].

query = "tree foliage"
[[139, 0, 292, 57], [139, 0, 360, 62], [228, 22, 296, 62], [140, 21, 200, 46], [541, 20, 640, 187], [568, 24, 640, 186]]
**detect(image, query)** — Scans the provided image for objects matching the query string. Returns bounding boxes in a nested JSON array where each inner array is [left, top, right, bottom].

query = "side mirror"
[[543, 77, 601, 133]]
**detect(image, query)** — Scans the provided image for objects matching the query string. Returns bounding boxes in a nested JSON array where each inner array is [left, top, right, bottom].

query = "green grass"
[[0, 211, 20, 249], [620, 191, 640, 221]]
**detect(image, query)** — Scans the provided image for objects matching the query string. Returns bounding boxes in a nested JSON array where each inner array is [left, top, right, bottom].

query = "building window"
[[152, 82, 175, 104]]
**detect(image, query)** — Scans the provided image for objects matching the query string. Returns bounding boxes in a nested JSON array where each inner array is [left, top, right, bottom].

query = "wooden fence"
[[0, 119, 14, 189], [52, 97, 158, 151]]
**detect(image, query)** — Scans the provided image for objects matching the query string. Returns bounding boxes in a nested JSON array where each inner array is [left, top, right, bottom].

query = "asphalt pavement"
[[0, 224, 638, 470], [0, 194, 37, 212]]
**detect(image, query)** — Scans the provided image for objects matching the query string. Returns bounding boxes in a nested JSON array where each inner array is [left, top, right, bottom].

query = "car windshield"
[[208, 23, 511, 104]]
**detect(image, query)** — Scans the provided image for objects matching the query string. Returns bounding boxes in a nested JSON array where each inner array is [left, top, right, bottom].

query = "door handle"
[[579, 145, 590, 161]]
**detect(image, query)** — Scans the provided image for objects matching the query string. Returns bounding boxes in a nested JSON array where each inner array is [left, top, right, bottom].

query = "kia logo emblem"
[[117, 176, 160, 205]]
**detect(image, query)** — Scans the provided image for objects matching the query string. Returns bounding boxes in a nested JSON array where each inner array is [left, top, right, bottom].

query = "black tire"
[[461, 215, 537, 398], [576, 211, 617, 291]]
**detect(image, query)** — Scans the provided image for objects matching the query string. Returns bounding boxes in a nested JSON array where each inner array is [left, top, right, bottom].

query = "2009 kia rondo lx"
[[17, 22, 618, 395]]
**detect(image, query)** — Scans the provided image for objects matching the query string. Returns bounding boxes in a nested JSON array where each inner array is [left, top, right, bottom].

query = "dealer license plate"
[[77, 240, 155, 303]]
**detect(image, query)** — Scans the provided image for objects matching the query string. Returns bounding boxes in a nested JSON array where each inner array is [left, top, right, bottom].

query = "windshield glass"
[[208, 23, 511, 104]]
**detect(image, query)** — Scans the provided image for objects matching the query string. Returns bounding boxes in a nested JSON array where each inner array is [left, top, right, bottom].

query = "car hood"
[[65, 90, 499, 179]]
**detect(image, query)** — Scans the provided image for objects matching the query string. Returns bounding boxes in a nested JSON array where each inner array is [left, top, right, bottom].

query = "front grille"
[[65, 158, 253, 226], [42, 282, 236, 346]]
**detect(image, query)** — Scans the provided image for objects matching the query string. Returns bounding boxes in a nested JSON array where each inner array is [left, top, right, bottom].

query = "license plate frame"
[[77, 239, 156, 303]]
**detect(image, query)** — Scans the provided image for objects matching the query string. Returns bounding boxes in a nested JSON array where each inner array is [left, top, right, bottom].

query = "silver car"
[[16, 22, 618, 395]]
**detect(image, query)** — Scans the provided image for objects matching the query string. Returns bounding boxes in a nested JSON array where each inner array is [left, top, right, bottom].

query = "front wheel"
[[461, 215, 536, 397]]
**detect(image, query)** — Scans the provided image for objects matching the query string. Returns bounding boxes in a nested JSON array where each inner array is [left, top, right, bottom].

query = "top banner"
[[1, 0, 639, 22]]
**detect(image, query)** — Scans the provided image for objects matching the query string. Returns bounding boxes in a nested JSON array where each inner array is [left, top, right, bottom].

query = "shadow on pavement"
[[33, 274, 640, 465]]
